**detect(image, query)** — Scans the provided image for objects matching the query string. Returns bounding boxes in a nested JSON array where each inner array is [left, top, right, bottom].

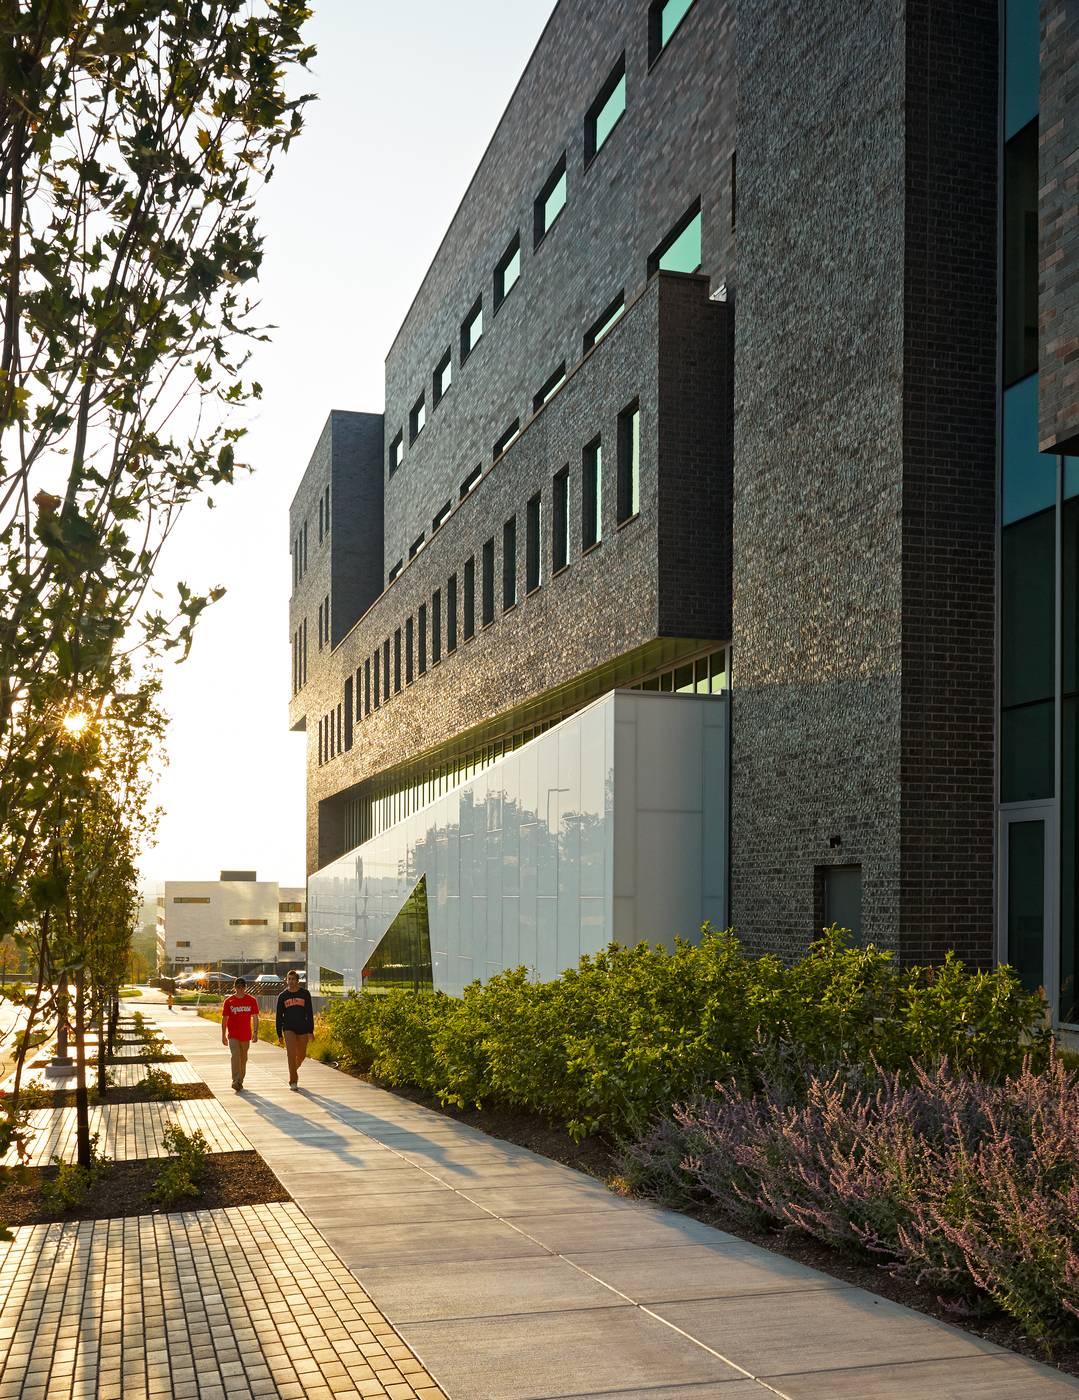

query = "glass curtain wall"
[[1000, 0, 1079, 1021]]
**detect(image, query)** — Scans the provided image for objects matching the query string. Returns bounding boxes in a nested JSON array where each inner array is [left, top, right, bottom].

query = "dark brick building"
[[288, 0, 1079, 1022]]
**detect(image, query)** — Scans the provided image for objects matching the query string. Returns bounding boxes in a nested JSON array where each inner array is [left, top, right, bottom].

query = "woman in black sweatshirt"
[[275, 970, 315, 1089]]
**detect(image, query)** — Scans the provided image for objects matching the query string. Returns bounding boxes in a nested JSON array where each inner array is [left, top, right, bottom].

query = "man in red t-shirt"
[[221, 978, 259, 1091]]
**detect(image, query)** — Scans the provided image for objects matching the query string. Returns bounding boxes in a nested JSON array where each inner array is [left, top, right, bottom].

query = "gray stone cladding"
[[1039, 0, 1079, 456], [302, 275, 731, 874], [730, 0, 997, 966], [380, 0, 735, 575], [288, 411, 383, 732]]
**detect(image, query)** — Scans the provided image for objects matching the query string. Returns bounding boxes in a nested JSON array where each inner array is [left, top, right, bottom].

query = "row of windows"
[[386, 0, 702, 482], [320, 401, 643, 768], [291, 619, 308, 697], [341, 643, 728, 848]]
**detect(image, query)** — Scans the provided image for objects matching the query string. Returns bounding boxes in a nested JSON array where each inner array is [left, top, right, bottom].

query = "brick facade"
[[1039, 0, 1079, 456]]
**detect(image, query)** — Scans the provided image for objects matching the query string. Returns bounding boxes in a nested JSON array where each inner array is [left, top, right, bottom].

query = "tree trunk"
[[95, 986, 107, 1099], [73, 966, 91, 1169], [107, 995, 118, 1056]]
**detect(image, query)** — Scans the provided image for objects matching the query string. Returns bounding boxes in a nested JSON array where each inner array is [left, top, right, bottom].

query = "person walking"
[[276, 971, 314, 1090], [221, 977, 259, 1092]]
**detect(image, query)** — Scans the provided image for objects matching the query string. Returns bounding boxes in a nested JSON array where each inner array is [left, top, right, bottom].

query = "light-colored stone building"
[[156, 871, 306, 976]]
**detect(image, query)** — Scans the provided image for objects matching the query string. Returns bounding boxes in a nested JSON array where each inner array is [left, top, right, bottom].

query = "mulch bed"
[[21, 1083, 214, 1108], [340, 1066, 1079, 1379], [0, 1151, 290, 1225]]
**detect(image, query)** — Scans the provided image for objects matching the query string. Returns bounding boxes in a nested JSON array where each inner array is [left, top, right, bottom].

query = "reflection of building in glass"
[[363, 877, 434, 994], [289, 0, 1079, 1023]]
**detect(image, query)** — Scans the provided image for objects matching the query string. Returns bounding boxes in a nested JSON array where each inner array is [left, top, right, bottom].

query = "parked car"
[[253, 973, 284, 994]]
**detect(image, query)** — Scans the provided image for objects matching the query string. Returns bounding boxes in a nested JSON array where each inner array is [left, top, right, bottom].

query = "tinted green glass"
[[543, 172, 567, 233], [590, 299, 623, 348], [1063, 699, 1079, 1022], [1001, 702, 1055, 802], [674, 665, 694, 693], [363, 876, 433, 994], [1001, 511, 1055, 708], [467, 306, 483, 352], [502, 246, 520, 296], [594, 73, 626, 153], [660, 0, 695, 47], [1007, 820, 1046, 992], [1003, 375, 1054, 524], [1005, 0, 1040, 139], [1004, 122, 1039, 387], [1066, 499, 1079, 697], [659, 211, 702, 274]]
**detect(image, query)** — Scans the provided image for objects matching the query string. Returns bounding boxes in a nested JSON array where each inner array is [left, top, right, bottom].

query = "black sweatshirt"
[[275, 986, 314, 1037]]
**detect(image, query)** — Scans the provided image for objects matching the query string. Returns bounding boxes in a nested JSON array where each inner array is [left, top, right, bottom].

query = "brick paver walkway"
[[5, 1100, 250, 1167], [0, 1204, 444, 1400]]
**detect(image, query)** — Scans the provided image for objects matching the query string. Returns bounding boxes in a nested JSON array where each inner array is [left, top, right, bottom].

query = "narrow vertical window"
[[373, 650, 380, 708], [494, 233, 521, 309], [418, 603, 427, 674], [301, 618, 307, 684], [494, 420, 520, 461], [584, 55, 626, 163], [324, 485, 331, 534], [534, 153, 568, 247], [447, 574, 458, 651], [482, 538, 495, 626], [317, 718, 323, 766], [409, 393, 426, 443], [394, 628, 402, 693], [584, 292, 625, 352], [463, 557, 475, 640], [390, 431, 404, 474], [583, 437, 602, 549], [302, 521, 307, 574], [433, 348, 452, 406], [1004, 119, 1038, 387], [432, 589, 442, 663], [405, 616, 414, 683], [617, 401, 640, 522], [364, 657, 371, 715], [461, 298, 483, 361], [344, 677, 353, 751], [503, 516, 517, 610], [647, 201, 702, 277], [553, 466, 570, 572], [527, 493, 542, 592], [382, 639, 390, 701], [649, 0, 696, 62], [460, 464, 482, 498]]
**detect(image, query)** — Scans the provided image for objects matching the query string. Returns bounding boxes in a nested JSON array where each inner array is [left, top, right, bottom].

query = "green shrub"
[[138, 1067, 177, 1101], [321, 927, 1048, 1140], [40, 1134, 108, 1212], [148, 1122, 209, 1206]]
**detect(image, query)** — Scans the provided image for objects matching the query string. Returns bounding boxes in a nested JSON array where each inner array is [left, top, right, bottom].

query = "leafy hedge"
[[620, 1051, 1079, 1345], [321, 927, 1047, 1139]]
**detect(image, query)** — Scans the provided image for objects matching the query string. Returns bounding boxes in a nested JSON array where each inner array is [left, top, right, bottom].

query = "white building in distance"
[[156, 871, 306, 975]]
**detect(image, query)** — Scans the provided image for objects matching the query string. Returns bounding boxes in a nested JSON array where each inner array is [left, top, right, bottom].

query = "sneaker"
[[289, 1081, 298, 1091]]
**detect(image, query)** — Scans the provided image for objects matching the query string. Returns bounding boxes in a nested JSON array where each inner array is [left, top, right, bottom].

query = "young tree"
[[0, 2, 314, 939]]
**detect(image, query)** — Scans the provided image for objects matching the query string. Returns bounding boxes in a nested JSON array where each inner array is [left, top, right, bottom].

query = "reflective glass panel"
[[362, 876, 433, 994], [1007, 820, 1045, 992], [1005, 0, 1040, 139], [593, 72, 626, 154], [1001, 702, 1055, 802], [658, 211, 702, 274], [661, 0, 695, 47], [1003, 375, 1054, 524], [1001, 511, 1055, 708]]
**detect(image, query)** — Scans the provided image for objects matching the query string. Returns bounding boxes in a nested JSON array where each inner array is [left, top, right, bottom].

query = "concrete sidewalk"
[[147, 1002, 1079, 1400]]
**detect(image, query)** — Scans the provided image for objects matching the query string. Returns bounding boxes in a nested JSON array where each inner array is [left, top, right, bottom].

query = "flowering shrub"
[[321, 927, 1046, 1139], [620, 1049, 1079, 1344]]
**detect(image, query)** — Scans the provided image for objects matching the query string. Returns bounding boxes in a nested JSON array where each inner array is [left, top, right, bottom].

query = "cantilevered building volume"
[[289, 0, 1079, 1022]]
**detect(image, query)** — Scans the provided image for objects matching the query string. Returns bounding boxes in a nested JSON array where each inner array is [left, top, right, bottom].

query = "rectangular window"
[[432, 500, 452, 533], [373, 649, 380, 709], [301, 618, 307, 684], [463, 557, 475, 639], [405, 616, 414, 683], [394, 628, 402, 693], [461, 297, 483, 360], [382, 639, 390, 701], [418, 603, 427, 674], [583, 437, 602, 549], [494, 419, 520, 460], [173, 897, 211, 904], [432, 589, 442, 663], [324, 485, 330, 535], [553, 466, 570, 572], [409, 394, 426, 443], [337, 703, 342, 753], [617, 401, 641, 522], [584, 292, 625, 352], [388, 559, 403, 583], [344, 676, 354, 750], [494, 234, 521, 309], [318, 494, 324, 543], [534, 153, 567, 247], [447, 574, 458, 651], [585, 55, 626, 163], [730, 149, 736, 230], [649, 0, 695, 63], [503, 516, 517, 610], [229, 919, 269, 927], [1004, 119, 1038, 388], [481, 538, 495, 626], [390, 431, 403, 474], [433, 348, 452, 405], [527, 493, 542, 592], [409, 532, 426, 560], [460, 464, 482, 499], [533, 363, 566, 413], [648, 201, 702, 276], [175, 941, 191, 948], [364, 657, 371, 715]]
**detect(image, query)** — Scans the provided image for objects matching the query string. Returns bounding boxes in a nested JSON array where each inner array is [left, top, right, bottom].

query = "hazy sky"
[[142, 0, 554, 889]]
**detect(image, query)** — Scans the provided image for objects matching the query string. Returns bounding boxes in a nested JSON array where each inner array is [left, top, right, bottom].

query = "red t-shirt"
[[222, 994, 259, 1041]]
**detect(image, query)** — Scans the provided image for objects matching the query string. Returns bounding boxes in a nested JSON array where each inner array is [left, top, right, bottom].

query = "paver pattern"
[[0, 1204, 445, 1400], [5, 1099, 249, 1167], [146, 1004, 1079, 1400]]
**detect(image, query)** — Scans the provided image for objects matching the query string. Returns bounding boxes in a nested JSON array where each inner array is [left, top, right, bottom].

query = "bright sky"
[[141, 0, 554, 890]]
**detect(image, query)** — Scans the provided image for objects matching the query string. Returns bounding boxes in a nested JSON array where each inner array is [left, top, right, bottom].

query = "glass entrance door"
[[1000, 804, 1056, 1002]]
